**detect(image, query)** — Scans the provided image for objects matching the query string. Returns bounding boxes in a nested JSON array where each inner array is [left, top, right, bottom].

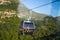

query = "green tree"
[[20, 35, 33, 40], [0, 16, 20, 40], [33, 16, 57, 40]]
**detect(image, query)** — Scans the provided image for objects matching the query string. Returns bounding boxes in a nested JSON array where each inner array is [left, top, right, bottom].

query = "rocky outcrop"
[[0, 0, 19, 18]]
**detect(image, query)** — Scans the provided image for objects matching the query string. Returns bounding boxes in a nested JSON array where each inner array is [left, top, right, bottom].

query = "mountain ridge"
[[0, 0, 48, 20], [17, 2, 48, 20]]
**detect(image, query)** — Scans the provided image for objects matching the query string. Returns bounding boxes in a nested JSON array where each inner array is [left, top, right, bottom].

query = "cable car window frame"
[[22, 21, 35, 29]]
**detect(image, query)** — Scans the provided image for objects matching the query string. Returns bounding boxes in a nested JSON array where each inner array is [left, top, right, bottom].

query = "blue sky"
[[20, 0, 60, 17]]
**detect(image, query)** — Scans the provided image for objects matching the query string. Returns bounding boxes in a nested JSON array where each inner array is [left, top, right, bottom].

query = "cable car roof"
[[23, 20, 32, 23]]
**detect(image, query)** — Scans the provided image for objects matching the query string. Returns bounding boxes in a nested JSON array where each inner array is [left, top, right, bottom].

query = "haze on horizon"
[[20, 0, 60, 17]]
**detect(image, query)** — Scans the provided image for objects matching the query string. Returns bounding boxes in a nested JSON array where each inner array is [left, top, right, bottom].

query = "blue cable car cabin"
[[22, 20, 35, 34]]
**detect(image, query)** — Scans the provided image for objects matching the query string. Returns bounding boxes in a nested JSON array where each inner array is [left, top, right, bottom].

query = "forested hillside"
[[0, 0, 60, 40], [0, 0, 20, 40], [19, 16, 60, 40]]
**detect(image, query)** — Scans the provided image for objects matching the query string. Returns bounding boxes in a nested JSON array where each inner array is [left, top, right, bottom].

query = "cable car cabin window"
[[23, 22, 35, 29]]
